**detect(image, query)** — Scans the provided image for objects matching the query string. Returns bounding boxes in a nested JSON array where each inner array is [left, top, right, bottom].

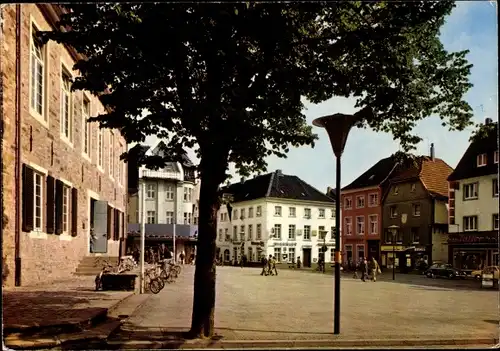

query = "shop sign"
[[381, 245, 405, 252], [448, 235, 498, 244], [302, 244, 312, 249], [273, 242, 297, 247], [251, 241, 264, 246], [317, 242, 336, 247], [414, 247, 426, 252]]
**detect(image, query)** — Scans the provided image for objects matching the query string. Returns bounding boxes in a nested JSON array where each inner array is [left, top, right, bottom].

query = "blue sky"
[[142, 2, 498, 192]]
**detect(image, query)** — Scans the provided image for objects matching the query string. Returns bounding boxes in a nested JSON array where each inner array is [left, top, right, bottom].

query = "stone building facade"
[[1, 4, 127, 286]]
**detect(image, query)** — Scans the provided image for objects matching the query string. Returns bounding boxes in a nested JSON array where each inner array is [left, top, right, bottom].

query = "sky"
[[140, 2, 498, 193]]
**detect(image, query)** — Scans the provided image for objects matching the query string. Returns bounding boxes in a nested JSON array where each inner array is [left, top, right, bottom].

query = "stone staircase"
[[74, 256, 120, 276]]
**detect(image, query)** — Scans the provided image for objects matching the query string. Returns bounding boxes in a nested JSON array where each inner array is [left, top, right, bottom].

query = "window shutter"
[[71, 188, 78, 236], [113, 208, 119, 241], [107, 205, 112, 240], [55, 179, 64, 235], [22, 164, 34, 232], [46, 175, 55, 234], [120, 211, 124, 240]]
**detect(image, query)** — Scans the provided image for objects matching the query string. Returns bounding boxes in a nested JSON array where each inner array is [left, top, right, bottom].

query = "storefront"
[[406, 246, 430, 272], [447, 233, 498, 274], [380, 245, 405, 269]]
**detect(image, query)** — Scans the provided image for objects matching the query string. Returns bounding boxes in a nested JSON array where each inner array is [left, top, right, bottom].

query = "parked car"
[[425, 263, 467, 279], [470, 266, 499, 280]]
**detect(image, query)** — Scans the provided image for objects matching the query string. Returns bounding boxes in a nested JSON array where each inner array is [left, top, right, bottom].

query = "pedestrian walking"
[[359, 258, 368, 282], [369, 257, 381, 282], [260, 256, 269, 276], [271, 256, 278, 276], [179, 252, 185, 265]]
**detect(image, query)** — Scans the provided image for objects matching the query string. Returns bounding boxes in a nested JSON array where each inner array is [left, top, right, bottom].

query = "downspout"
[[14, 4, 22, 286], [429, 197, 435, 266]]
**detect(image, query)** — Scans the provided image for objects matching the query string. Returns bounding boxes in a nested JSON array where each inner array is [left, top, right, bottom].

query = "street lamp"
[[388, 225, 399, 281], [312, 108, 371, 335]]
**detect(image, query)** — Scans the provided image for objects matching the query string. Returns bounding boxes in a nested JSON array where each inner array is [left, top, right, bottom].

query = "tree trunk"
[[188, 161, 225, 339]]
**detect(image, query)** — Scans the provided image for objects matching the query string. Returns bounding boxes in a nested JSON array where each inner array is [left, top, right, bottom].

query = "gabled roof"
[[390, 157, 453, 198], [342, 156, 398, 191], [448, 122, 498, 182], [142, 140, 196, 168], [220, 170, 335, 204]]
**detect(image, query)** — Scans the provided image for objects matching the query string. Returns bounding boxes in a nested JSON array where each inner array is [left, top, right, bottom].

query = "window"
[[411, 227, 420, 243], [344, 197, 352, 210], [240, 209, 245, 219], [410, 183, 416, 192], [356, 196, 365, 209], [146, 184, 156, 199], [34, 172, 43, 231], [62, 185, 70, 234], [248, 224, 253, 240], [463, 183, 478, 200], [318, 208, 325, 218], [495, 151, 499, 164], [233, 226, 238, 240], [98, 128, 103, 168], [288, 248, 296, 263], [390, 206, 398, 218], [233, 209, 238, 220], [344, 217, 352, 235], [463, 216, 478, 231], [166, 211, 174, 224], [493, 214, 499, 230], [248, 207, 254, 218], [357, 245, 365, 261], [240, 225, 245, 240], [256, 206, 262, 217], [275, 206, 282, 216], [274, 248, 282, 263], [477, 153, 487, 167], [184, 187, 192, 202], [304, 208, 311, 219], [303, 225, 311, 240], [30, 24, 46, 119], [273, 224, 282, 239], [368, 193, 378, 207], [256, 224, 262, 239], [60, 69, 73, 142], [331, 209, 335, 218], [147, 211, 156, 224], [288, 224, 296, 239], [493, 179, 499, 197], [319, 226, 326, 239], [356, 216, 365, 235], [220, 213, 224, 222], [289, 207, 296, 217], [331, 226, 336, 238], [218, 229, 223, 241], [82, 98, 91, 156], [393, 186, 399, 195], [412, 203, 421, 217], [224, 228, 229, 241], [368, 215, 378, 235], [184, 212, 192, 224], [109, 132, 114, 177], [165, 185, 175, 200]]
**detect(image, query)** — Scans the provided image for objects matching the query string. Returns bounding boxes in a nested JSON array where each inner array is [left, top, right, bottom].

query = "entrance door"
[[90, 200, 108, 253], [303, 248, 312, 267]]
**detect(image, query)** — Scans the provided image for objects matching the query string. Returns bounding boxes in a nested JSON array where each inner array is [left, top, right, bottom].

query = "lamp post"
[[388, 225, 399, 281], [313, 108, 371, 335]]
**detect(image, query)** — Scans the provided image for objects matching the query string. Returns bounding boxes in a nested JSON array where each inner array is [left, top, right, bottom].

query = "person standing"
[[260, 256, 269, 276], [369, 257, 381, 282], [271, 256, 278, 276], [179, 252, 185, 265], [359, 258, 368, 282]]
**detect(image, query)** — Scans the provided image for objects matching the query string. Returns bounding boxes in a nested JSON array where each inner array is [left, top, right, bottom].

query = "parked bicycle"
[[95, 259, 117, 291], [145, 266, 164, 294], [158, 259, 181, 283]]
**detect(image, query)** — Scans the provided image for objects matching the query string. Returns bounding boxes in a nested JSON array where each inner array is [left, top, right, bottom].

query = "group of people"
[[129, 244, 195, 265], [260, 255, 278, 276], [354, 257, 381, 282]]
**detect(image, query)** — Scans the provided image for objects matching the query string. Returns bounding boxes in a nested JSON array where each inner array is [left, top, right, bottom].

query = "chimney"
[[485, 117, 493, 125], [430, 143, 435, 161], [276, 169, 282, 176], [240, 177, 246, 184], [327, 186, 332, 194]]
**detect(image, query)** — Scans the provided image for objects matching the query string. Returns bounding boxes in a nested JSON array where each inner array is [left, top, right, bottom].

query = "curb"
[[105, 337, 499, 349]]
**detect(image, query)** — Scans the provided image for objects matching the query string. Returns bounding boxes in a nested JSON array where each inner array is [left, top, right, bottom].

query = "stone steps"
[[73, 256, 120, 276]]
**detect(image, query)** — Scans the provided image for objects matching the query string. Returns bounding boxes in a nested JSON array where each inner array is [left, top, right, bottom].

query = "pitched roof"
[[448, 122, 498, 181], [220, 170, 335, 204], [342, 156, 398, 191], [390, 157, 453, 198]]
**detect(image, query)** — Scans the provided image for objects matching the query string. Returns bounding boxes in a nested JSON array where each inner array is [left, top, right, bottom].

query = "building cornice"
[[341, 186, 379, 195], [265, 197, 335, 207]]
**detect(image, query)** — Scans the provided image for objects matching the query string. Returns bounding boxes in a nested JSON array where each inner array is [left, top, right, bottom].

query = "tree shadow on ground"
[[215, 326, 332, 336]]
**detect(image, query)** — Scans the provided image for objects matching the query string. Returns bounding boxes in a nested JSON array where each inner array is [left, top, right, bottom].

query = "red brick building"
[[1, 4, 127, 286], [341, 157, 398, 265]]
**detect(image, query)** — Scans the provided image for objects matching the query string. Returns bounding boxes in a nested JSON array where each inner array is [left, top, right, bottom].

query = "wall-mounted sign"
[[302, 245, 312, 249], [381, 245, 405, 252], [317, 242, 336, 247], [448, 235, 498, 244], [273, 242, 298, 247]]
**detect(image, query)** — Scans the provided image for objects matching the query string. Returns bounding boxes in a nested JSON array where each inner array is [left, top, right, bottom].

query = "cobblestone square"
[[119, 265, 499, 341]]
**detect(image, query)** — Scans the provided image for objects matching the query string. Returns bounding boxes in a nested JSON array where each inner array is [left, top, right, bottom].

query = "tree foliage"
[[42, 2, 474, 337]]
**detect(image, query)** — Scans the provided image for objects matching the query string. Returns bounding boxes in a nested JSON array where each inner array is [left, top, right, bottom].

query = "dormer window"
[[477, 154, 487, 167], [495, 151, 499, 164]]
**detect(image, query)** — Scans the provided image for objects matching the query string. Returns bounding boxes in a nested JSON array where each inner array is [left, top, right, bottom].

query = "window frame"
[[273, 224, 282, 239], [463, 182, 478, 200], [477, 153, 487, 167], [109, 131, 115, 179], [97, 127, 104, 171], [344, 196, 352, 210], [412, 203, 421, 217], [493, 214, 499, 231], [33, 171, 44, 231], [288, 224, 296, 239], [166, 211, 174, 224], [248, 224, 253, 240], [146, 184, 156, 199], [463, 215, 478, 232], [29, 19, 48, 126], [493, 179, 499, 198], [494, 151, 499, 164], [368, 193, 378, 207], [289, 207, 296, 217], [165, 185, 175, 200], [368, 214, 378, 235], [356, 215, 365, 235], [60, 64, 74, 145], [256, 206, 262, 217], [303, 225, 311, 240], [318, 208, 325, 218], [390, 206, 398, 218], [355, 195, 365, 209], [82, 94, 92, 159], [304, 208, 311, 219], [256, 224, 262, 239], [146, 211, 156, 224], [62, 184, 71, 234], [344, 216, 352, 236], [274, 206, 282, 216]]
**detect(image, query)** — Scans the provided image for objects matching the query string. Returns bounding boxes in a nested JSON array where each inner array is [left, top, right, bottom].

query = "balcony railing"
[[141, 169, 183, 181]]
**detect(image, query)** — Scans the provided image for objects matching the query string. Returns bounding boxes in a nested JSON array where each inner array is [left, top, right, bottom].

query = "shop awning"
[[128, 223, 198, 241]]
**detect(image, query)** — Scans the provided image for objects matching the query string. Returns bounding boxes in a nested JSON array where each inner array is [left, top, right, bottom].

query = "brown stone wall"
[[1, 4, 128, 287]]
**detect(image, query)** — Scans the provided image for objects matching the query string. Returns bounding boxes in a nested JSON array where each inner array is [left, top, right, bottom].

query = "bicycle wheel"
[[174, 265, 181, 275], [149, 278, 162, 294], [159, 269, 169, 281]]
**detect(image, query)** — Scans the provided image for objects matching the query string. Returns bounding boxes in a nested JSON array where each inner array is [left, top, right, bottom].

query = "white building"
[[216, 170, 336, 267], [447, 119, 498, 270]]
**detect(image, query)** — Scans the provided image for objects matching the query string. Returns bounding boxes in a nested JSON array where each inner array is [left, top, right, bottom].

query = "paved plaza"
[[114, 265, 499, 343]]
